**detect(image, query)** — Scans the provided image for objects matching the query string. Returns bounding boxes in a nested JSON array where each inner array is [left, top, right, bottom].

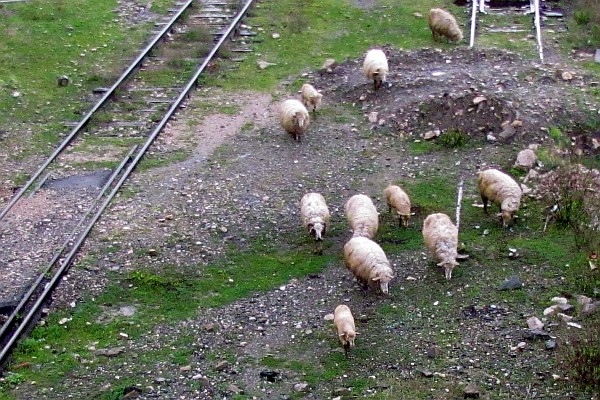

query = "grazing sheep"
[[422, 213, 464, 280], [300, 192, 330, 254], [333, 304, 357, 357], [477, 168, 522, 227], [279, 99, 310, 142], [428, 8, 463, 43], [301, 83, 323, 113], [384, 184, 411, 227], [343, 236, 395, 295], [345, 194, 379, 239], [362, 49, 388, 91]]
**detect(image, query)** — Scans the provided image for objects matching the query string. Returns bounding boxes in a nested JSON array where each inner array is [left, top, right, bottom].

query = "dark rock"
[[260, 370, 279, 382], [57, 75, 69, 87], [499, 275, 523, 290], [215, 360, 229, 371], [332, 387, 352, 396], [523, 329, 552, 340], [122, 386, 142, 398], [545, 340, 557, 350], [464, 382, 480, 398], [427, 345, 442, 359], [95, 347, 125, 357], [420, 369, 434, 378], [581, 302, 599, 316]]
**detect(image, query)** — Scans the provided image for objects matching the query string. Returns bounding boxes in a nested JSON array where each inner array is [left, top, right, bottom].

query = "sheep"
[[300, 83, 323, 113], [362, 49, 388, 91], [428, 8, 463, 43], [279, 99, 310, 142], [343, 236, 395, 295], [345, 194, 379, 239], [300, 192, 330, 255], [333, 304, 357, 357], [384, 184, 411, 227], [477, 168, 522, 227], [422, 213, 464, 280]]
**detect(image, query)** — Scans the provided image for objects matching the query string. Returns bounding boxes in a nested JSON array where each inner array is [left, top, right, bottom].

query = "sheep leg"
[[314, 240, 323, 255], [343, 343, 350, 358], [481, 195, 489, 214]]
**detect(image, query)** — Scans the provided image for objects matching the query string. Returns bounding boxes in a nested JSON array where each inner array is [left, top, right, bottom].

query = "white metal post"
[[469, 0, 478, 48]]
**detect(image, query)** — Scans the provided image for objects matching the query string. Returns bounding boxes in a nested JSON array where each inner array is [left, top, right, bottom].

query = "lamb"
[[345, 194, 379, 239], [477, 168, 522, 227], [300, 192, 330, 255], [279, 99, 310, 142], [384, 184, 411, 227], [422, 213, 466, 280], [428, 8, 463, 43], [343, 236, 395, 295], [362, 49, 388, 91], [333, 304, 357, 357], [300, 83, 323, 113]]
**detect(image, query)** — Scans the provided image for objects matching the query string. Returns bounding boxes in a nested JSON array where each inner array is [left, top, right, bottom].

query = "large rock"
[[515, 149, 536, 169]]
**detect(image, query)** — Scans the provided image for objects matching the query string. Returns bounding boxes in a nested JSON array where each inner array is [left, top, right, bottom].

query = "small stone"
[[551, 297, 569, 305], [512, 120, 523, 127], [259, 370, 279, 382], [515, 149, 536, 169], [215, 361, 229, 371], [545, 340, 557, 350], [427, 345, 442, 358], [294, 382, 309, 392], [420, 369, 434, 378], [527, 317, 544, 330], [567, 321, 583, 329], [332, 387, 352, 396], [473, 96, 487, 105], [543, 305, 560, 316], [321, 58, 336, 70], [582, 302, 599, 316], [257, 61, 276, 69], [576, 295, 593, 306], [180, 365, 192, 372], [561, 71, 574, 81], [227, 384, 242, 394], [202, 322, 216, 332], [499, 275, 522, 290], [486, 134, 496, 142], [271, 33, 280, 39], [557, 313, 573, 323], [57, 75, 69, 87], [464, 383, 480, 398], [148, 249, 158, 256], [154, 377, 166, 384], [324, 313, 334, 321], [220, 226, 228, 233], [95, 347, 125, 357], [119, 306, 136, 317], [413, 12, 423, 18], [523, 329, 552, 340], [368, 112, 379, 123], [422, 129, 440, 140]]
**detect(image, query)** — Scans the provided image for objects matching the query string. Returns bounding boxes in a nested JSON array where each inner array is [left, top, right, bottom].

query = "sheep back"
[[345, 194, 379, 239], [343, 236, 394, 294], [300, 192, 330, 241], [279, 99, 310, 141], [301, 83, 323, 112], [384, 184, 411, 227], [362, 49, 388, 90], [422, 213, 459, 280], [477, 169, 522, 226], [333, 304, 356, 351], [428, 8, 463, 43]]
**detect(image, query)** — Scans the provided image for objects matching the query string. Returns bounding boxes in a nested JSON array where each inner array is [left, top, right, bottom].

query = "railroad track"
[[468, 0, 566, 62], [0, 0, 257, 369]]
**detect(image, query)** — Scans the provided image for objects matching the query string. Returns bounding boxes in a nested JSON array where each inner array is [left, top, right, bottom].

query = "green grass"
[[205, 0, 460, 91]]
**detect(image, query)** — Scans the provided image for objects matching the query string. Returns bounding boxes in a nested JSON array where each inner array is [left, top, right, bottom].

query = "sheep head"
[[308, 222, 326, 241], [293, 111, 307, 129], [372, 270, 395, 294], [500, 198, 520, 227], [438, 260, 459, 280], [340, 330, 356, 349]]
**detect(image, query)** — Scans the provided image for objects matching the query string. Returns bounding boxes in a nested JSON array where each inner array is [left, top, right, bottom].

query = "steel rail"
[[0, 146, 138, 365], [0, 0, 195, 222], [0, 0, 256, 368]]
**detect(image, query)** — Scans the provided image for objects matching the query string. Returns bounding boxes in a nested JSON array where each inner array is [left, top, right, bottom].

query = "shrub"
[[559, 313, 600, 390], [439, 129, 469, 148]]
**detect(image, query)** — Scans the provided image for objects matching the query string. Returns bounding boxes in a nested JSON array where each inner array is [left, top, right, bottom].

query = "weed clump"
[[559, 313, 600, 391], [439, 129, 469, 148]]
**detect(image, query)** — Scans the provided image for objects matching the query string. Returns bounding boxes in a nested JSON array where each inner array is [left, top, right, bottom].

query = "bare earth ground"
[[3, 43, 598, 400]]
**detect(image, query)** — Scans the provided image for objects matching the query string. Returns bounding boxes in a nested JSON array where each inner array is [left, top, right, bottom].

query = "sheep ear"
[[372, 276, 381, 281], [355, 331, 361, 336], [339, 333, 346, 339], [436, 262, 444, 267], [457, 254, 470, 260]]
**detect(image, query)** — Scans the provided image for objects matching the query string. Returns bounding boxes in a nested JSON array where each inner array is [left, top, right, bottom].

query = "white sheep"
[[362, 49, 388, 91], [345, 194, 379, 239], [428, 8, 463, 43], [333, 304, 357, 357], [477, 168, 522, 227], [300, 83, 323, 113], [384, 184, 411, 227], [343, 236, 395, 295], [422, 213, 465, 280], [279, 99, 310, 142], [300, 192, 330, 254]]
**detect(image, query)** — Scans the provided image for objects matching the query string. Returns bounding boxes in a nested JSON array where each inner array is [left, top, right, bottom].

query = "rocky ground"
[[3, 0, 600, 399]]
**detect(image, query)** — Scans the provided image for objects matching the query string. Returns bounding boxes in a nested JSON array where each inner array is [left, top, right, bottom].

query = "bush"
[[439, 129, 469, 148], [559, 312, 600, 390]]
